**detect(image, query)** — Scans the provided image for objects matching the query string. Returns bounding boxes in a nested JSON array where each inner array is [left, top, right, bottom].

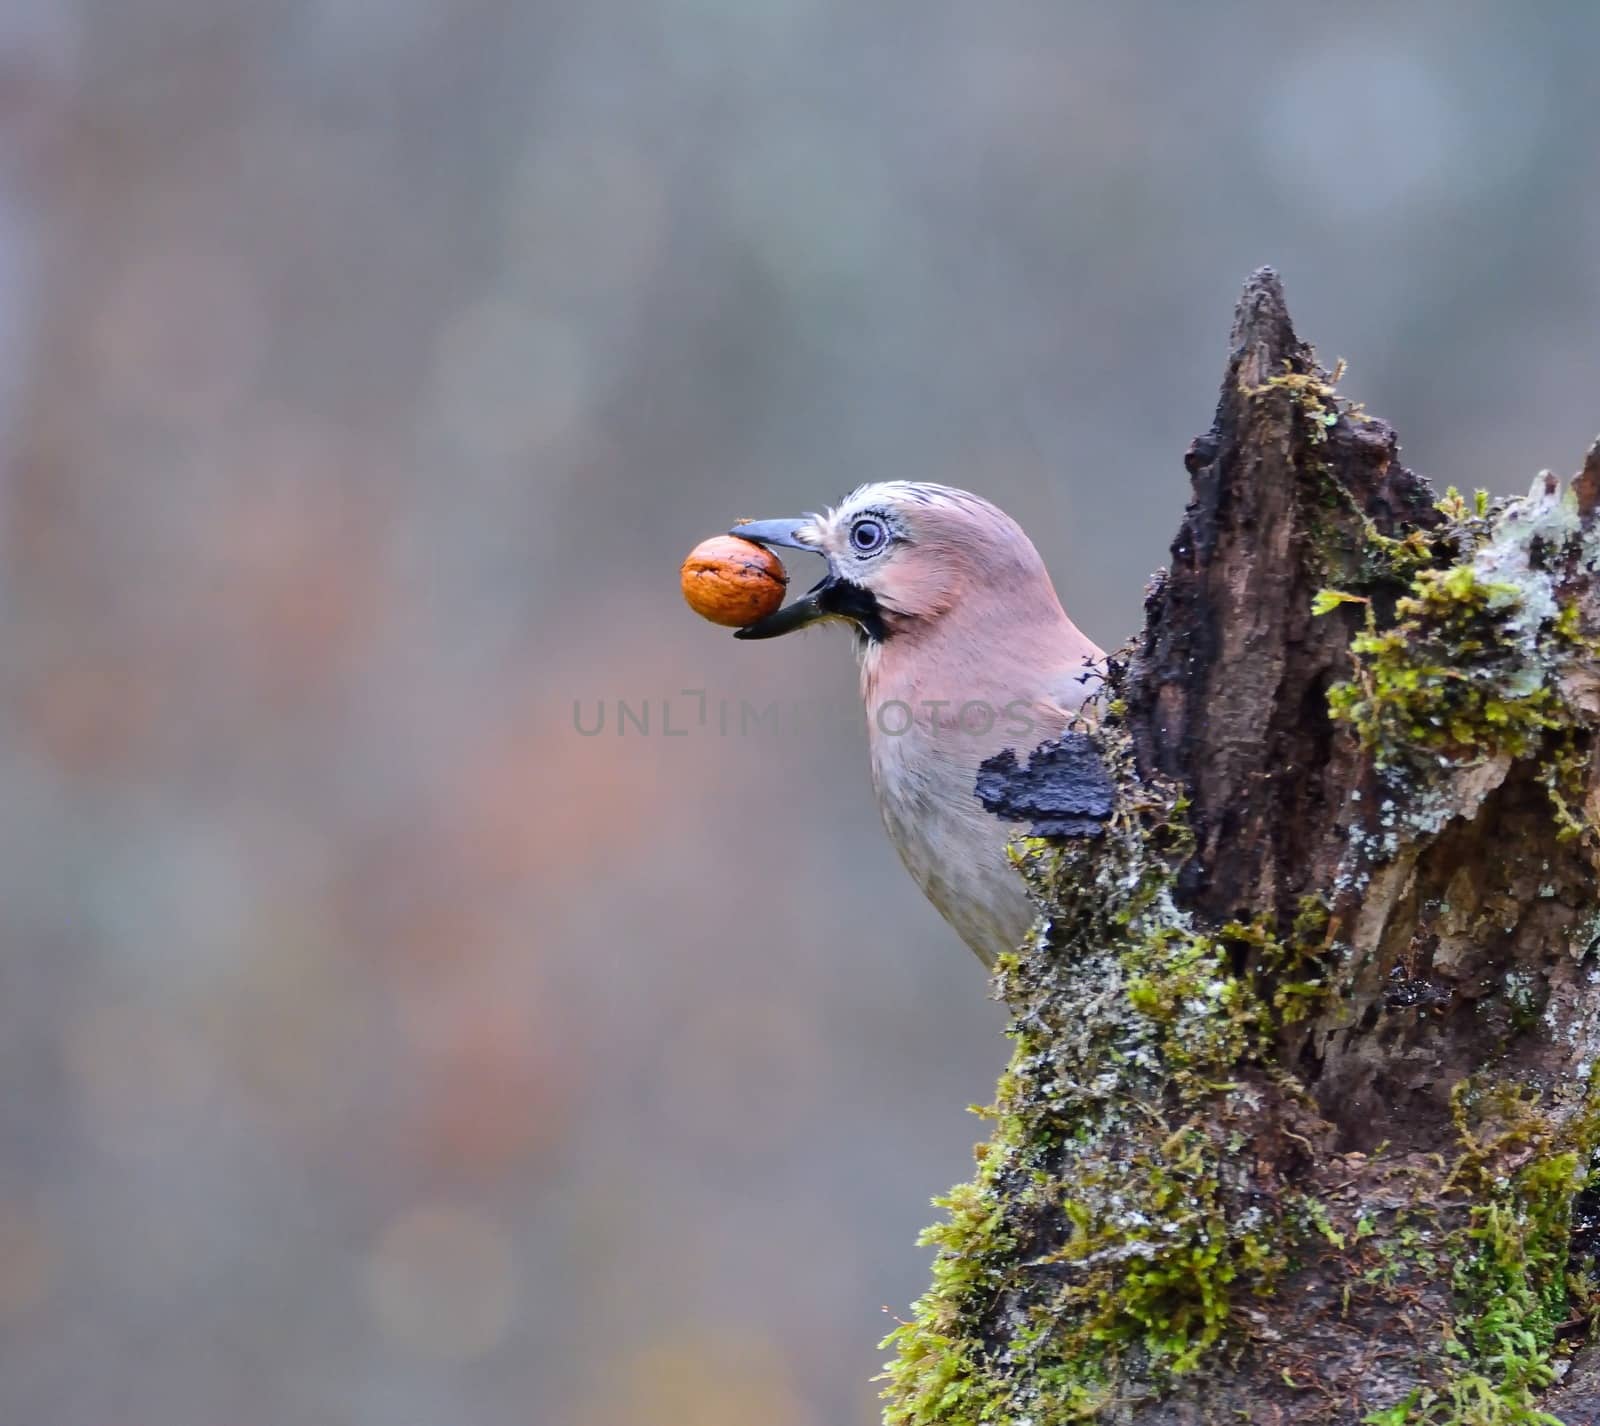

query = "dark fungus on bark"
[[974, 734, 1115, 838]]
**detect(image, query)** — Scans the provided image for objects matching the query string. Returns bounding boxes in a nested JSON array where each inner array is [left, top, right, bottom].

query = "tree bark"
[[881, 271, 1600, 1426]]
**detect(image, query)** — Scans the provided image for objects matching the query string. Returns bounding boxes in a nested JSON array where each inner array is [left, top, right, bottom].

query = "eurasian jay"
[[732, 482, 1104, 967]]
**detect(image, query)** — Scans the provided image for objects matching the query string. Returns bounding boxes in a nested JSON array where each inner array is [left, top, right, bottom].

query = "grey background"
[[0, 3, 1596, 1423]]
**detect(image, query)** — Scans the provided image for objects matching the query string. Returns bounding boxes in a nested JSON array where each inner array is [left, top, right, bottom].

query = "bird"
[[731, 482, 1104, 967]]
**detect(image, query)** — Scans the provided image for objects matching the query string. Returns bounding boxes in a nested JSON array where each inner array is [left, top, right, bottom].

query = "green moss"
[[885, 459, 1600, 1423], [1323, 562, 1571, 766], [881, 735, 1336, 1424], [1316, 476, 1599, 839], [882, 1181, 1016, 1425], [1247, 360, 1348, 444], [1359, 1084, 1600, 1425], [1354, 1209, 1442, 1291], [1363, 1380, 1564, 1426]]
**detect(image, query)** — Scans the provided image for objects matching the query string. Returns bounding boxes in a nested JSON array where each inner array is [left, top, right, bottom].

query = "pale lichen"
[[1318, 475, 1600, 848]]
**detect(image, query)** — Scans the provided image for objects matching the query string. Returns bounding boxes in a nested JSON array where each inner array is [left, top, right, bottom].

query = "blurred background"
[[0, 2, 1597, 1423]]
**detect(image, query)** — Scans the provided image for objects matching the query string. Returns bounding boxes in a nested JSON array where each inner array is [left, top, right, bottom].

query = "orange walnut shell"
[[680, 535, 788, 628]]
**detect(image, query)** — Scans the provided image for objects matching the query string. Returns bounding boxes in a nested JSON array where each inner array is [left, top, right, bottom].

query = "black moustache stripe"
[[819, 577, 889, 644]]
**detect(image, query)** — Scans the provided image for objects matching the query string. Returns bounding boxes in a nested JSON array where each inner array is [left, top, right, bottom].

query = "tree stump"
[[881, 270, 1600, 1425]]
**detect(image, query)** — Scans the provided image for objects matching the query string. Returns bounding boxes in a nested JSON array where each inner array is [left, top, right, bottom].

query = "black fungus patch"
[[975, 733, 1115, 837], [1383, 964, 1454, 1013]]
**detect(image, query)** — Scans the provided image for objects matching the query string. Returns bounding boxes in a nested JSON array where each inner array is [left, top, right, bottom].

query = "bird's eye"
[[850, 518, 887, 554]]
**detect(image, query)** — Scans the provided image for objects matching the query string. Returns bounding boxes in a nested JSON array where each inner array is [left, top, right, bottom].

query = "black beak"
[[730, 518, 817, 552], [730, 517, 889, 643], [731, 518, 825, 639], [733, 579, 832, 639]]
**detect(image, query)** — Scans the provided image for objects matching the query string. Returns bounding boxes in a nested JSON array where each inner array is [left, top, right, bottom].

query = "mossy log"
[[881, 270, 1600, 1426]]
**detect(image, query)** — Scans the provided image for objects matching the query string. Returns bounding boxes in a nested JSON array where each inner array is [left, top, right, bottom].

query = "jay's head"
[[731, 482, 1064, 648]]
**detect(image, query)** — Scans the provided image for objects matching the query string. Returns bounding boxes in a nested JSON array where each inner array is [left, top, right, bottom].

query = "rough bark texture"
[[1128, 278, 1441, 930], [881, 271, 1600, 1426]]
